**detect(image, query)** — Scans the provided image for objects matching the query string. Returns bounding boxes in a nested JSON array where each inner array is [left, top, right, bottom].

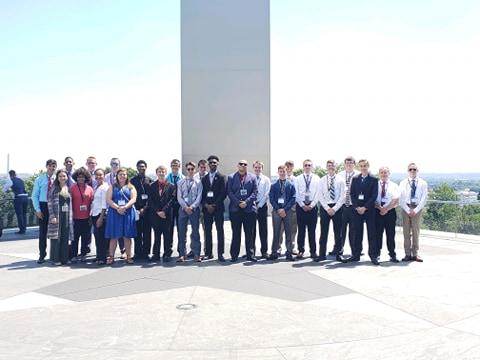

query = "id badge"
[[80, 205, 87, 211], [118, 200, 126, 206], [184, 197, 189, 203], [278, 198, 285, 205], [62, 205, 69, 212], [381, 197, 387, 204], [240, 189, 247, 196], [411, 197, 418, 205], [207, 191, 214, 198], [358, 194, 364, 200], [142, 194, 148, 200]]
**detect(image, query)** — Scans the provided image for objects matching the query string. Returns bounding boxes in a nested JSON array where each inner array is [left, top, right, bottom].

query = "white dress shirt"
[[399, 177, 428, 214], [318, 174, 346, 212], [376, 179, 401, 209], [255, 173, 271, 208], [294, 173, 321, 207]]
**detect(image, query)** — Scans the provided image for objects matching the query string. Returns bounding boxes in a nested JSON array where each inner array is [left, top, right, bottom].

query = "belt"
[[328, 203, 336, 208], [407, 204, 417, 209], [16, 194, 28, 197]]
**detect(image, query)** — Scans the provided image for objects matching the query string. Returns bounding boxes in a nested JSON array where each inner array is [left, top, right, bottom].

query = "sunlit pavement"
[[0, 223, 479, 360]]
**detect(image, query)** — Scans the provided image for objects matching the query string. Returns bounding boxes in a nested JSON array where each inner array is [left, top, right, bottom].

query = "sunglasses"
[[187, 168, 195, 171], [110, 162, 119, 166], [209, 161, 218, 165], [409, 168, 417, 172], [304, 164, 312, 167], [238, 162, 248, 166]]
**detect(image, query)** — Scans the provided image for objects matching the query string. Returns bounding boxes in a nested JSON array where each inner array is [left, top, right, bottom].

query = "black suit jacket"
[[350, 173, 378, 211], [201, 172, 227, 213], [147, 181, 177, 221]]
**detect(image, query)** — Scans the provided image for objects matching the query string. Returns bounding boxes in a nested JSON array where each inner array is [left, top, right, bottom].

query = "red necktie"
[[48, 176, 53, 193]]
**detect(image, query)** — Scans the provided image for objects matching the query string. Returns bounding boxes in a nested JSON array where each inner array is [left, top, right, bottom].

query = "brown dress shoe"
[[176, 256, 185, 262], [413, 255, 423, 262], [194, 256, 202, 262]]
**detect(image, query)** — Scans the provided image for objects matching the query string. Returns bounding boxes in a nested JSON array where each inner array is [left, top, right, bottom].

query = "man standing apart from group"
[[201, 155, 227, 262], [2, 170, 29, 234], [316, 160, 345, 262], [399, 163, 428, 262], [252, 160, 271, 258], [375, 166, 401, 263], [32, 159, 58, 263], [227, 159, 258, 262], [294, 159, 321, 259], [268, 165, 296, 261], [343, 159, 379, 265]]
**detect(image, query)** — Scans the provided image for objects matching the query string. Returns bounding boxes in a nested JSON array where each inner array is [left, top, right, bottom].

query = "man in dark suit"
[[343, 159, 379, 265], [227, 159, 258, 262], [147, 165, 177, 263], [201, 155, 227, 262]]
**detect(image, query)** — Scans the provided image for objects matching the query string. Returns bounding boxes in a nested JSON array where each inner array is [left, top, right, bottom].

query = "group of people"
[[18, 154, 428, 267]]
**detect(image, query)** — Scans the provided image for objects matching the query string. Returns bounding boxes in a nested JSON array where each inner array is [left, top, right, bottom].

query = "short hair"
[[94, 168, 105, 176], [326, 159, 337, 167], [185, 161, 196, 168], [170, 159, 181, 166], [285, 160, 294, 167], [64, 156, 73, 163], [72, 167, 92, 183], [207, 155, 219, 162], [46, 159, 57, 167], [198, 159, 208, 166], [303, 159, 313, 166], [155, 165, 167, 173], [253, 160, 264, 168], [344, 156, 356, 164], [278, 165, 286, 171], [9, 170, 16, 177], [358, 159, 370, 167], [136, 160, 147, 168], [86, 156, 96, 162], [379, 166, 390, 173]]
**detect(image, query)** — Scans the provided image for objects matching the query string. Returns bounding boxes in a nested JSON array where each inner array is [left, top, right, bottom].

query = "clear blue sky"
[[1, 0, 479, 174]]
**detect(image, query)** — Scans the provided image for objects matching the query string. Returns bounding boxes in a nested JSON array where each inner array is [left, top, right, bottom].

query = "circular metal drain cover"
[[176, 303, 198, 311]]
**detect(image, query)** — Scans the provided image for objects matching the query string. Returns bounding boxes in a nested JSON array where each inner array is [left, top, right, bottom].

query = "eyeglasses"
[[304, 164, 312, 167], [238, 162, 247, 166], [409, 168, 417, 172], [87, 162, 96, 165], [110, 162, 119, 166], [187, 168, 195, 171], [209, 161, 218, 165]]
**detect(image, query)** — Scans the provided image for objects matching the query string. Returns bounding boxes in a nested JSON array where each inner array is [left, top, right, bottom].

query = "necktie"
[[346, 174, 352, 206], [411, 179, 416, 198], [48, 176, 53, 193], [280, 180, 285, 195], [329, 176, 335, 201], [174, 175, 178, 185], [381, 181, 386, 198], [188, 178, 194, 204]]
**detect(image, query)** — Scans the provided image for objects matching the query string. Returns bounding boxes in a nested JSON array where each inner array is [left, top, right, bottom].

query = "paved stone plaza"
[[0, 224, 479, 359]]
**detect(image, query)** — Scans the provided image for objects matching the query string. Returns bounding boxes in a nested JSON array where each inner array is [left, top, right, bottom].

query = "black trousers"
[[91, 215, 107, 261], [296, 204, 318, 254], [203, 209, 225, 257], [319, 205, 343, 257], [375, 209, 397, 258], [38, 202, 49, 258], [134, 213, 152, 258], [252, 204, 268, 255], [229, 210, 255, 259], [352, 209, 376, 258], [152, 216, 173, 257], [336, 205, 356, 255]]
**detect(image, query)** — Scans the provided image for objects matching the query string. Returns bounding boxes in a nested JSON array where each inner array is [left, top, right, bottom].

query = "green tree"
[[423, 183, 457, 232]]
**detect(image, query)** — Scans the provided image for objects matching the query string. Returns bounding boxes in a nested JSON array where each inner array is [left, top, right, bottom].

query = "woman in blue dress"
[[105, 168, 137, 264]]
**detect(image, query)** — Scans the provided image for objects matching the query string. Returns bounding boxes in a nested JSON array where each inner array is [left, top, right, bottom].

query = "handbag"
[[120, 186, 140, 221]]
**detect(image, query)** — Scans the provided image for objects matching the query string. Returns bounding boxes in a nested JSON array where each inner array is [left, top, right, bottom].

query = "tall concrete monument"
[[181, 0, 271, 177]]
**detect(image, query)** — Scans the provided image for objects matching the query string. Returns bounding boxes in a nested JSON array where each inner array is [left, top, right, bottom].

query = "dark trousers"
[[14, 196, 28, 232], [38, 202, 49, 258], [91, 215, 107, 261], [134, 214, 152, 258], [229, 210, 255, 259], [375, 209, 397, 258], [296, 204, 318, 254], [168, 203, 180, 253], [152, 216, 173, 257], [319, 206, 343, 257], [252, 204, 268, 255], [352, 209, 376, 258], [203, 209, 225, 257], [337, 205, 356, 255], [71, 218, 90, 257]]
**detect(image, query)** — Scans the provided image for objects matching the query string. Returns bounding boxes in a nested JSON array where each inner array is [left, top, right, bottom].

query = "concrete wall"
[[181, 0, 271, 177]]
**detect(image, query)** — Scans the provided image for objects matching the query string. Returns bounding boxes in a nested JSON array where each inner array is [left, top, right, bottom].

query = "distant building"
[[456, 190, 478, 203]]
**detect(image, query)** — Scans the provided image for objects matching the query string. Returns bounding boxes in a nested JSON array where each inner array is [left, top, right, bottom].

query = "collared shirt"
[[318, 174, 345, 212], [255, 173, 271, 208], [337, 169, 360, 205], [90, 182, 109, 217], [399, 177, 428, 214], [32, 174, 55, 212], [177, 177, 203, 210], [376, 179, 401, 208], [194, 172, 207, 181], [2, 177, 28, 196], [294, 173, 321, 207], [105, 172, 116, 187], [269, 179, 296, 211], [227, 171, 258, 212], [166, 172, 185, 185]]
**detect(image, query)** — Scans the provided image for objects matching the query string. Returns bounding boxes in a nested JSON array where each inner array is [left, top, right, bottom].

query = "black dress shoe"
[[202, 254, 214, 260], [37, 256, 45, 264], [267, 254, 279, 260], [218, 255, 226, 262], [187, 251, 194, 258], [150, 255, 161, 262], [15, 231, 26, 234], [162, 256, 171, 263], [310, 252, 318, 259], [313, 255, 326, 262], [261, 252, 269, 259], [390, 257, 400, 263], [328, 250, 337, 256], [230, 257, 238, 262], [402, 255, 412, 261], [370, 257, 380, 266], [345, 256, 360, 262], [336, 255, 346, 262], [285, 255, 295, 261], [246, 257, 258, 262]]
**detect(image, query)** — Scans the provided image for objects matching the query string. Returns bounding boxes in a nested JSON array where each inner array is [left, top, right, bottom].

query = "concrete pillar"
[[181, 0, 271, 177]]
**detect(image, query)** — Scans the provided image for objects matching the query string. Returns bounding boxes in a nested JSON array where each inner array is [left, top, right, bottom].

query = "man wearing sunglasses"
[[399, 163, 428, 262], [227, 160, 258, 262]]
